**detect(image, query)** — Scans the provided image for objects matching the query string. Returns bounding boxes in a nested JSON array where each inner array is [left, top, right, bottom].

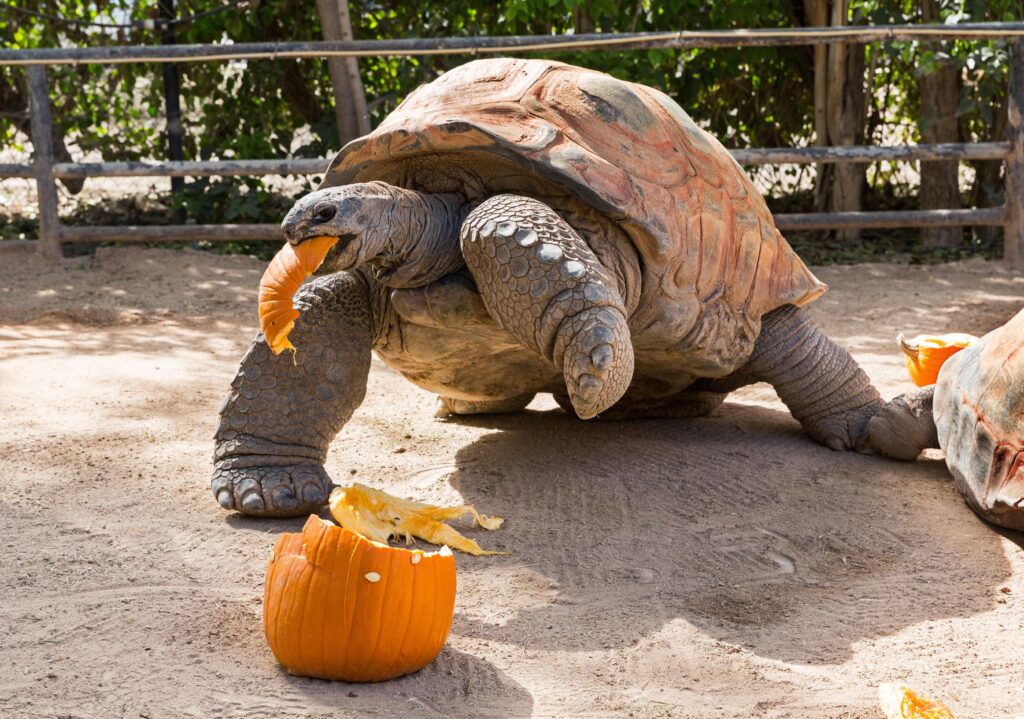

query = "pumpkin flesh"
[[263, 515, 456, 682], [329, 483, 505, 556], [258, 236, 339, 355], [898, 332, 977, 387], [878, 682, 955, 719]]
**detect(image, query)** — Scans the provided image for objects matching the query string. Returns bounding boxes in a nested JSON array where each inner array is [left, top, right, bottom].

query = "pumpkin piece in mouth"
[[329, 482, 505, 557], [258, 235, 339, 355]]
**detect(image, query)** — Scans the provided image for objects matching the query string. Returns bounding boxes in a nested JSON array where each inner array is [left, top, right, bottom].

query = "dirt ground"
[[1, 244, 1023, 719]]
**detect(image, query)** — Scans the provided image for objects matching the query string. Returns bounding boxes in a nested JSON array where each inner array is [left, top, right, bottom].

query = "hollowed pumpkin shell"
[[263, 515, 456, 682], [258, 236, 338, 355], [898, 333, 977, 387]]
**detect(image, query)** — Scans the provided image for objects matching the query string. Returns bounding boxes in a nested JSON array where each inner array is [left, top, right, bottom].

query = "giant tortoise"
[[866, 308, 1024, 530], [212, 58, 886, 517]]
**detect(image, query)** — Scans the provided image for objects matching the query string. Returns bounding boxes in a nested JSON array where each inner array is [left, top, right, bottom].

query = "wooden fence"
[[1, 23, 1022, 264]]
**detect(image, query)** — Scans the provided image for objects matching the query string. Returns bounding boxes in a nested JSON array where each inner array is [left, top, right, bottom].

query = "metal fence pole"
[[26, 65, 62, 259], [159, 0, 185, 195]]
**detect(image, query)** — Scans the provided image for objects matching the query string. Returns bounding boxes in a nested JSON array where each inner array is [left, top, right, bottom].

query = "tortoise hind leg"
[[212, 272, 375, 517], [460, 195, 634, 420], [704, 305, 882, 450]]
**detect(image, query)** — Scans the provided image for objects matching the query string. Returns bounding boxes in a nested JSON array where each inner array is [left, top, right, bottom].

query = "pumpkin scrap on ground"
[[329, 483, 505, 556], [898, 332, 976, 387], [878, 682, 955, 719], [263, 514, 456, 682], [258, 236, 338, 355]]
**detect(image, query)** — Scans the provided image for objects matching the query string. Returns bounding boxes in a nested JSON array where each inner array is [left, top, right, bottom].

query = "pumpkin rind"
[[899, 333, 976, 387], [258, 236, 339, 355], [263, 515, 456, 681], [934, 310, 1024, 530]]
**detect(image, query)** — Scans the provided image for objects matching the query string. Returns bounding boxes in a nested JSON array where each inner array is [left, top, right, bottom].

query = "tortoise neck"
[[375, 188, 466, 288]]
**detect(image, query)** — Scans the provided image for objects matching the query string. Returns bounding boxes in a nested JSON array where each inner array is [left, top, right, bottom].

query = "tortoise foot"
[[212, 463, 332, 517], [804, 401, 884, 453], [857, 386, 939, 460]]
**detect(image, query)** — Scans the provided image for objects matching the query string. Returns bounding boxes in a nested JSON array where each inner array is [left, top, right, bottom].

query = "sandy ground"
[[1, 245, 1023, 718]]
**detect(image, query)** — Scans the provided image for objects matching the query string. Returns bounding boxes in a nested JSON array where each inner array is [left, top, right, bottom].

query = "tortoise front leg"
[[460, 195, 634, 419], [704, 305, 883, 450], [212, 272, 375, 517]]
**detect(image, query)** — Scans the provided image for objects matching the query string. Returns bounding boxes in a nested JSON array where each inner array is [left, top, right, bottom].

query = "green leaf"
[[955, 96, 977, 116]]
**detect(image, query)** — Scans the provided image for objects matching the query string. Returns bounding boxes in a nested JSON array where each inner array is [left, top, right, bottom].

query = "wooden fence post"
[[315, 0, 360, 145], [1006, 38, 1024, 268], [27, 65, 62, 260]]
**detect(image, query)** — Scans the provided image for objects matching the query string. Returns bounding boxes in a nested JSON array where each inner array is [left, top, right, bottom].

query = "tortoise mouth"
[[317, 233, 359, 272]]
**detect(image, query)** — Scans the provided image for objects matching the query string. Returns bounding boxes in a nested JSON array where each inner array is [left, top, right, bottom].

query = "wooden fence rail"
[[2, 23, 1023, 64], [2, 24, 1022, 265]]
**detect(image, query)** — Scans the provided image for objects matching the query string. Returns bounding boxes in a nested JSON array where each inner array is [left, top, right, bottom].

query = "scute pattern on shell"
[[934, 308, 1024, 530], [323, 58, 826, 377]]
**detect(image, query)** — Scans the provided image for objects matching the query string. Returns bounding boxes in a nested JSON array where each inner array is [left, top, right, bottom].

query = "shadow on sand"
[[440, 402, 1012, 665]]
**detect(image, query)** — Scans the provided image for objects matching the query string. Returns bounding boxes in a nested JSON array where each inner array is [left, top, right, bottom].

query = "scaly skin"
[[703, 305, 883, 450], [460, 195, 634, 419], [281, 181, 466, 288], [214, 186, 890, 517], [212, 272, 374, 517], [859, 385, 939, 460]]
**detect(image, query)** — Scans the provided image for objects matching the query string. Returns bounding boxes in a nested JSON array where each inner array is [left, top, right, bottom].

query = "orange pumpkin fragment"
[[878, 682, 955, 719], [263, 515, 456, 682], [329, 483, 505, 556], [898, 333, 977, 387], [258, 236, 338, 355]]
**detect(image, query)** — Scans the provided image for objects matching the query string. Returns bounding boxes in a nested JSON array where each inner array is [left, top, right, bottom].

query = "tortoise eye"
[[312, 203, 337, 223]]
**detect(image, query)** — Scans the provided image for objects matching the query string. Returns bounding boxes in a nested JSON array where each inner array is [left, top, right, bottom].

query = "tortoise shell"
[[934, 309, 1024, 530], [323, 58, 826, 378]]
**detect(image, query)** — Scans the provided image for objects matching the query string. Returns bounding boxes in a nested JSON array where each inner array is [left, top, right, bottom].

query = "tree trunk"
[[918, 0, 962, 248], [971, 96, 1007, 209], [315, 0, 369, 146], [808, 0, 829, 216], [827, 0, 865, 241], [335, 0, 370, 136], [810, 0, 866, 241], [573, 3, 595, 34]]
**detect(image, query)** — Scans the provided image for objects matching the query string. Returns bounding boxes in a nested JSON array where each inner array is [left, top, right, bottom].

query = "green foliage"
[[0, 0, 1019, 263]]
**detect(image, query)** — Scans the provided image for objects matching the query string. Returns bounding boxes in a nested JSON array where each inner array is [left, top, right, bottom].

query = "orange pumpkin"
[[263, 515, 456, 682], [878, 682, 955, 719], [898, 333, 976, 387], [258, 236, 338, 355]]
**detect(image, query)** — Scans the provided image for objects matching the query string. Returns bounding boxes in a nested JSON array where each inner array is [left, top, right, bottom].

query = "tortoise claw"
[[211, 464, 332, 518]]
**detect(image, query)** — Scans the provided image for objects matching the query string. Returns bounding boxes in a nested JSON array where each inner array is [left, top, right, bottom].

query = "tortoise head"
[[281, 181, 399, 274]]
